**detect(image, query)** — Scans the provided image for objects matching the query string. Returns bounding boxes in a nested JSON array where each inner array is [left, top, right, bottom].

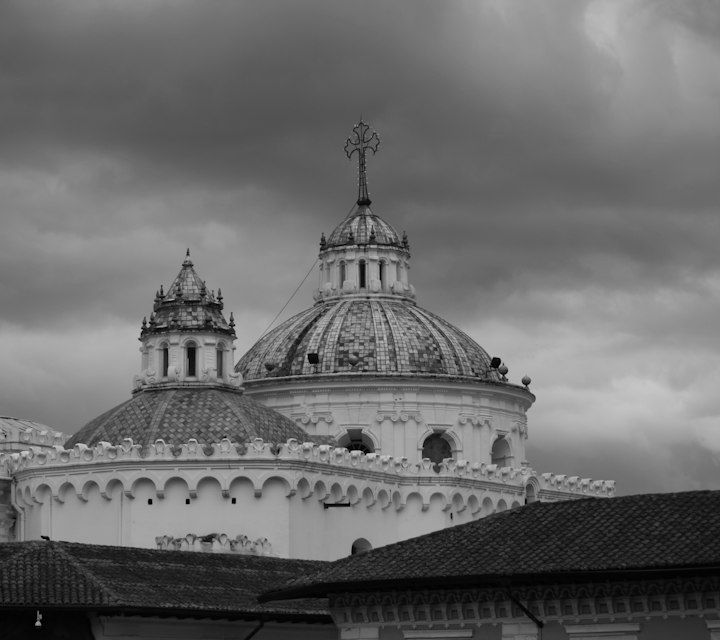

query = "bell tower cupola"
[[314, 120, 415, 303], [134, 250, 242, 391]]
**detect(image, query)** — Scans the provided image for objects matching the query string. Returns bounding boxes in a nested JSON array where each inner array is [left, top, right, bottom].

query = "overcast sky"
[[1, 0, 719, 495]]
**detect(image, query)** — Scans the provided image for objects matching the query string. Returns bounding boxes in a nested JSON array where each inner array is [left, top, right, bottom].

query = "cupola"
[[133, 250, 242, 391], [314, 120, 415, 303]]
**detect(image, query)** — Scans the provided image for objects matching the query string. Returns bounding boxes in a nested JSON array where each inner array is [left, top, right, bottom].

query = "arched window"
[[160, 344, 169, 377], [339, 262, 346, 288], [358, 260, 367, 289], [491, 437, 512, 467], [422, 432, 453, 473], [396, 262, 402, 283], [351, 538, 372, 555], [186, 341, 198, 377], [216, 345, 224, 380], [338, 429, 374, 454], [525, 483, 537, 504], [379, 260, 387, 290]]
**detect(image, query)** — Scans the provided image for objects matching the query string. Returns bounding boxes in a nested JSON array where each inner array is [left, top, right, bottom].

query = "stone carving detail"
[[512, 417, 528, 439], [293, 404, 334, 425], [228, 370, 243, 388], [155, 533, 273, 555], [376, 409, 423, 424], [458, 413, 492, 428], [133, 368, 157, 390]]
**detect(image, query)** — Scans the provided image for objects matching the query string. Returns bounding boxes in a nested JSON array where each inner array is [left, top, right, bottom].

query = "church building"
[[0, 121, 613, 560]]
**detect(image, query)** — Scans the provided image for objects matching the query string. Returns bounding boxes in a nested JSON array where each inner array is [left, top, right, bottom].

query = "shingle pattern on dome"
[[143, 252, 233, 337], [262, 490, 720, 600], [0, 540, 330, 619], [66, 387, 311, 448], [237, 298, 499, 381], [324, 204, 404, 248]]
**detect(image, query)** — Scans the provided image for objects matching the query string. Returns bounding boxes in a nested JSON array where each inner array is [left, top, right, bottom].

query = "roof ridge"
[[215, 388, 253, 440], [53, 542, 124, 606], [144, 389, 177, 444]]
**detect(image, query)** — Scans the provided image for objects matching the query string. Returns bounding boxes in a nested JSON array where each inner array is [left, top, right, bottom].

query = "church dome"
[[66, 387, 311, 449], [323, 203, 406, 249], [237, 298, 501, 382]]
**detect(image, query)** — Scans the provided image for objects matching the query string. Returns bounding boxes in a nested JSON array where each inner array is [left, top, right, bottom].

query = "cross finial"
[[345, 119, 380, 206]]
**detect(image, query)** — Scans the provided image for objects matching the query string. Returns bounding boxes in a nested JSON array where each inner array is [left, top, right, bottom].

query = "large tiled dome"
[[237, 298, 501, 382], [66, 387, 311, 448]]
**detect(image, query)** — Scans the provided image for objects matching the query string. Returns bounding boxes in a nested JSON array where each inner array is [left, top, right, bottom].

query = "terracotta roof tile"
[[263, 491, 720, 600], [0, 541, 330, 620]]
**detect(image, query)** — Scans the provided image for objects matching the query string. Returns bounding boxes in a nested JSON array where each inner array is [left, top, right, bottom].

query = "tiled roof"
[[0, 540, 330, 620], [238, 299, 503, 382], [143, 250, 234, 337], [324, 204, 404, 248], [66, 387, 311, 448], [262, 491, 720, 600]]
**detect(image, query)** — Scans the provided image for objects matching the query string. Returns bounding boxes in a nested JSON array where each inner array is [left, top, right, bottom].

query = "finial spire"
[[345, 119, 380, 206]]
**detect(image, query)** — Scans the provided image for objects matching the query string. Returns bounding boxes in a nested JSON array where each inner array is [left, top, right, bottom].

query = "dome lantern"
[[134, 250, 242, 392], [315, 120, 415, 303]]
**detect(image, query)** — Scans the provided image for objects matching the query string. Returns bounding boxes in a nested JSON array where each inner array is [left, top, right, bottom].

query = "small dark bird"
[[40, 535, 50, 541]]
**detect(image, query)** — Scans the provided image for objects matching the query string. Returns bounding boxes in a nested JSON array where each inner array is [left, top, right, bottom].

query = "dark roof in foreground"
[[0, 540, 330, 621], [262, 490, 720, 600], [66, 387, 311, 448]]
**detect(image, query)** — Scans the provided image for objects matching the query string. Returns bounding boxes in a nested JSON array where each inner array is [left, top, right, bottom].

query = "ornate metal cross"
[[345, 119, 380, 206]]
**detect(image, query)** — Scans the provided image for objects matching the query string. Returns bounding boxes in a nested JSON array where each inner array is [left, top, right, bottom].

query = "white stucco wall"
[[243, 377, 534, 468], [5, 439, 613, 559]]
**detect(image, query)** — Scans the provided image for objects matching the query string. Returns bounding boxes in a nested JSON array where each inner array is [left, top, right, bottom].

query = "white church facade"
[[0, 121, 614, 560]]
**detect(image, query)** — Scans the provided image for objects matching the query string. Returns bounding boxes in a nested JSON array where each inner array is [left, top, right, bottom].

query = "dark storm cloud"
[[0, 0, 719, 491]]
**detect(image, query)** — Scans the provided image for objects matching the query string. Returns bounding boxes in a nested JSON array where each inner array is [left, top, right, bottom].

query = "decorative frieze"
[[155, 532, 273, 555], [330, 578, 720, 629], [2, 438, 613, 509]]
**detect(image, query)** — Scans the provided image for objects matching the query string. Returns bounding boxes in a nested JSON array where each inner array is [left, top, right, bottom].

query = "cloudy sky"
[[1, 0, 719, 495]]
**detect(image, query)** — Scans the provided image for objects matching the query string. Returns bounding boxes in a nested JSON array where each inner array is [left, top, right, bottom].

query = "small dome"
[[144, 250, 234, 338], [237, 298, 501, 381], [66, 387, 311, 448], [324, 204, 405, 249]]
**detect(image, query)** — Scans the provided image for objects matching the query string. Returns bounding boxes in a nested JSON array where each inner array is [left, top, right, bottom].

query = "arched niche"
[[337, 428, 376, 454], [490, 435, 513, 467], [421, 431, 454, 472]]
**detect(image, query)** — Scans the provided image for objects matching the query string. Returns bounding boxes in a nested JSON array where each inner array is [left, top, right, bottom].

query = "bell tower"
[[133, 250, 242, 391]]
